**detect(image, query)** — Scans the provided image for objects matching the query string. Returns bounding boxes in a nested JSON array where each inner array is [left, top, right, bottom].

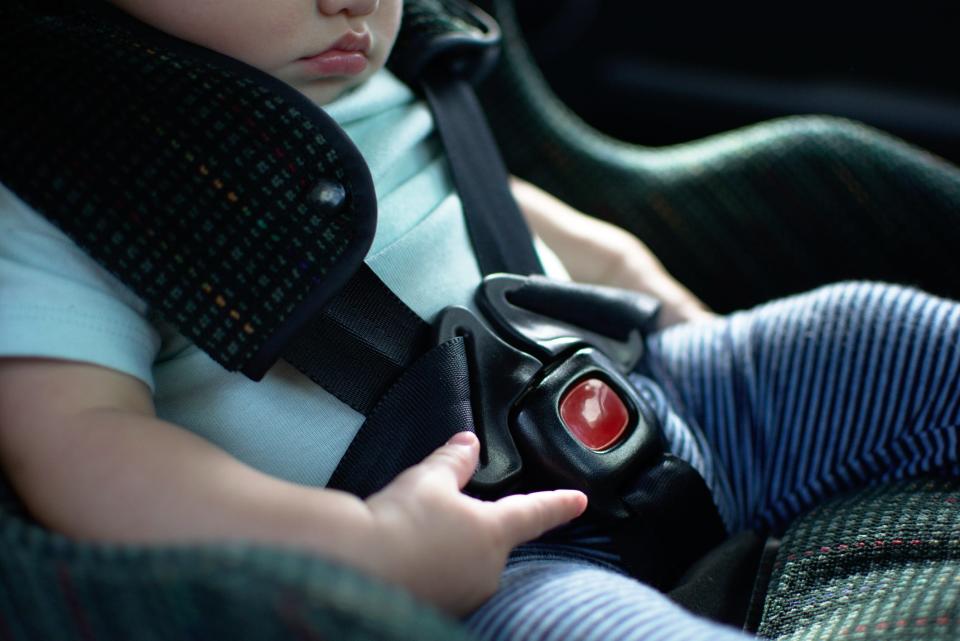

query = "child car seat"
[[2, 1, 960, 640]]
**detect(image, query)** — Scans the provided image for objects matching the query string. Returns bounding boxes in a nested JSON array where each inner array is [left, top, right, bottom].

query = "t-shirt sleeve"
[[0, 184, 161, 390]]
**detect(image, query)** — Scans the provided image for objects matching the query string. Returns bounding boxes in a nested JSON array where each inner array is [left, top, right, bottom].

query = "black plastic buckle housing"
[[433, 274, 664, 517], [513, 347, 663, 518], [434, 305, 538, 494]]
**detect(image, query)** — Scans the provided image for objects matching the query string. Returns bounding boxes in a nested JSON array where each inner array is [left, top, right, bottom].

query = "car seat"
[[474, 0, 960, 314]]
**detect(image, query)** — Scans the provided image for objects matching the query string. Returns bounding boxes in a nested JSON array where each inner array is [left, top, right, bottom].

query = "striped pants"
[[466, 281, 960, 641]]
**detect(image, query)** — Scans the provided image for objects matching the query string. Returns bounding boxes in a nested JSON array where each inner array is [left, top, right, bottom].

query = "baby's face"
[[110, 0, 403, 105]]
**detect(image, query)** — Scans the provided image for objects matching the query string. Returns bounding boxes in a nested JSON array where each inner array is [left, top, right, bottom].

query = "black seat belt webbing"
[[327, 335, 475, 497], [283, 75, 546, 419], [289, 71, 552, 495], [423, 75, 544, 277], [281, 263, 432, 415]]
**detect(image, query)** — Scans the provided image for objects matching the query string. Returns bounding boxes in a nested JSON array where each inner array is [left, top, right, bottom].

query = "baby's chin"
[[295, 75, 369, 107]]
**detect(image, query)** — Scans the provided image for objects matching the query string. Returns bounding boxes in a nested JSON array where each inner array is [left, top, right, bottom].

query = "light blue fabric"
[[0, 193, 161, 380], [0, 69, 566, 488]]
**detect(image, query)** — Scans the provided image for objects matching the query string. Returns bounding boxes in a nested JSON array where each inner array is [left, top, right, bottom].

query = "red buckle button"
[[559, 378, 629, 451]]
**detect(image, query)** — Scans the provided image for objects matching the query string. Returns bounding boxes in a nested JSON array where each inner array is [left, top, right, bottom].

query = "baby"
[[0, 0, 702, 617], [3, 1, 959, 640]]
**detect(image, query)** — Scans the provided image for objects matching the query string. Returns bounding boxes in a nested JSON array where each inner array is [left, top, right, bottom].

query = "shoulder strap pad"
[[0, 1, 376, 379]]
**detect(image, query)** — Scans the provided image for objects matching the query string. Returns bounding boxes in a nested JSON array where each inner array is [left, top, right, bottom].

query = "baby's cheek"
[[208, 32, 294, 71]]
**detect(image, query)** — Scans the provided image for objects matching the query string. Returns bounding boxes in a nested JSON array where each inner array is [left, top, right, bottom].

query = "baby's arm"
[[511, 177, 713, 327], [0, 357, 586, 615]]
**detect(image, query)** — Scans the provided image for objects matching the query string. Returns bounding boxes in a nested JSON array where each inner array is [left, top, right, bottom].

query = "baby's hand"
[[357, 431, 587, 615]]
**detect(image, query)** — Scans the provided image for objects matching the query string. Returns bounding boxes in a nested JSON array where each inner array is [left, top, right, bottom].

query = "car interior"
[[512, 1, 960, 165], [1, 0, 959, 639]]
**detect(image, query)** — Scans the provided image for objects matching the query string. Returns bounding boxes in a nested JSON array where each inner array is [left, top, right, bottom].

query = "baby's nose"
[[317, 0, 380, 17]]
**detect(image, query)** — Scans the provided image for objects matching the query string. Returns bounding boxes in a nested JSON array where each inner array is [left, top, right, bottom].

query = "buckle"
[[433, 274, 664, 517], [514, 347, 663, 518], [433, 305, 538, 495]]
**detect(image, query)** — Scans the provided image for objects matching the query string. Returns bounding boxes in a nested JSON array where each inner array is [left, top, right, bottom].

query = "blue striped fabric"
[[465, 281, 960, 641], [650, 281, 960, 533]]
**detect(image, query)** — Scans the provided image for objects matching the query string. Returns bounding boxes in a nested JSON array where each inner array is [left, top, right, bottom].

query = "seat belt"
[[281, 264, 434, 416], [281, 59, 556, 489], [422, 74, 544, 276], [277, 70, 548, 416]]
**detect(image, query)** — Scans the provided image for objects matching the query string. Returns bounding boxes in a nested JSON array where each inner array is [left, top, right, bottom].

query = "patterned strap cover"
[[1, 1, 366, 382], [0, 0, 499, 379]]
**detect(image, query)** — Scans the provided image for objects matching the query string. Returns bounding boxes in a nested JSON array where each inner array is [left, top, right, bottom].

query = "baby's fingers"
[[389, 431, 480, 493], [492, 490, 588, 546]]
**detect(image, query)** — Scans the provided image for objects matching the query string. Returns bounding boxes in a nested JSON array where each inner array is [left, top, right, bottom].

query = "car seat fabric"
[[0, 475, 472, 641], [756, 477, 960, 640], [474, 0, 960, 315]]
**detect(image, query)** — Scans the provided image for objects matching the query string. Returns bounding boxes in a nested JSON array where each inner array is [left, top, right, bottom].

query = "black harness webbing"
[[423, 75, 543, 276], [281, 264, 433, 416], [277, 69, 545, 417], [283, 12, 548, 476], [290, 66, 548, 485]]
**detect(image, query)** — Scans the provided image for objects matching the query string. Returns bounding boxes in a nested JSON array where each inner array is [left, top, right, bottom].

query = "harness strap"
[[280, 4, 543, 478], [423, 75, 543, 276], [277, 70, 543, 414], [282, 264, 432, 415], [392, 0, 543, 276], [328, 336, 476, 496]]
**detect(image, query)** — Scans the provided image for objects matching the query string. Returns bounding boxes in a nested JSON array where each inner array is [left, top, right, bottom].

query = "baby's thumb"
[[417, 431, 480, 490]]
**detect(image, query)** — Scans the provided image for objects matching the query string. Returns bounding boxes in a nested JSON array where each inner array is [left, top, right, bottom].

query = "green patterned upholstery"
[[758, 478, 960, 640], [475, 0, 960, 314], [0, 477, 473, 640]]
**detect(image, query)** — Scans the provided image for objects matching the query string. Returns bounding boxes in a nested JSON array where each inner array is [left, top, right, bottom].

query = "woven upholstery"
[[475, 0, 960, 314], [0, 1, 379, 377], [0, 479, 471, 641], [758, 478, 960, 640]]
